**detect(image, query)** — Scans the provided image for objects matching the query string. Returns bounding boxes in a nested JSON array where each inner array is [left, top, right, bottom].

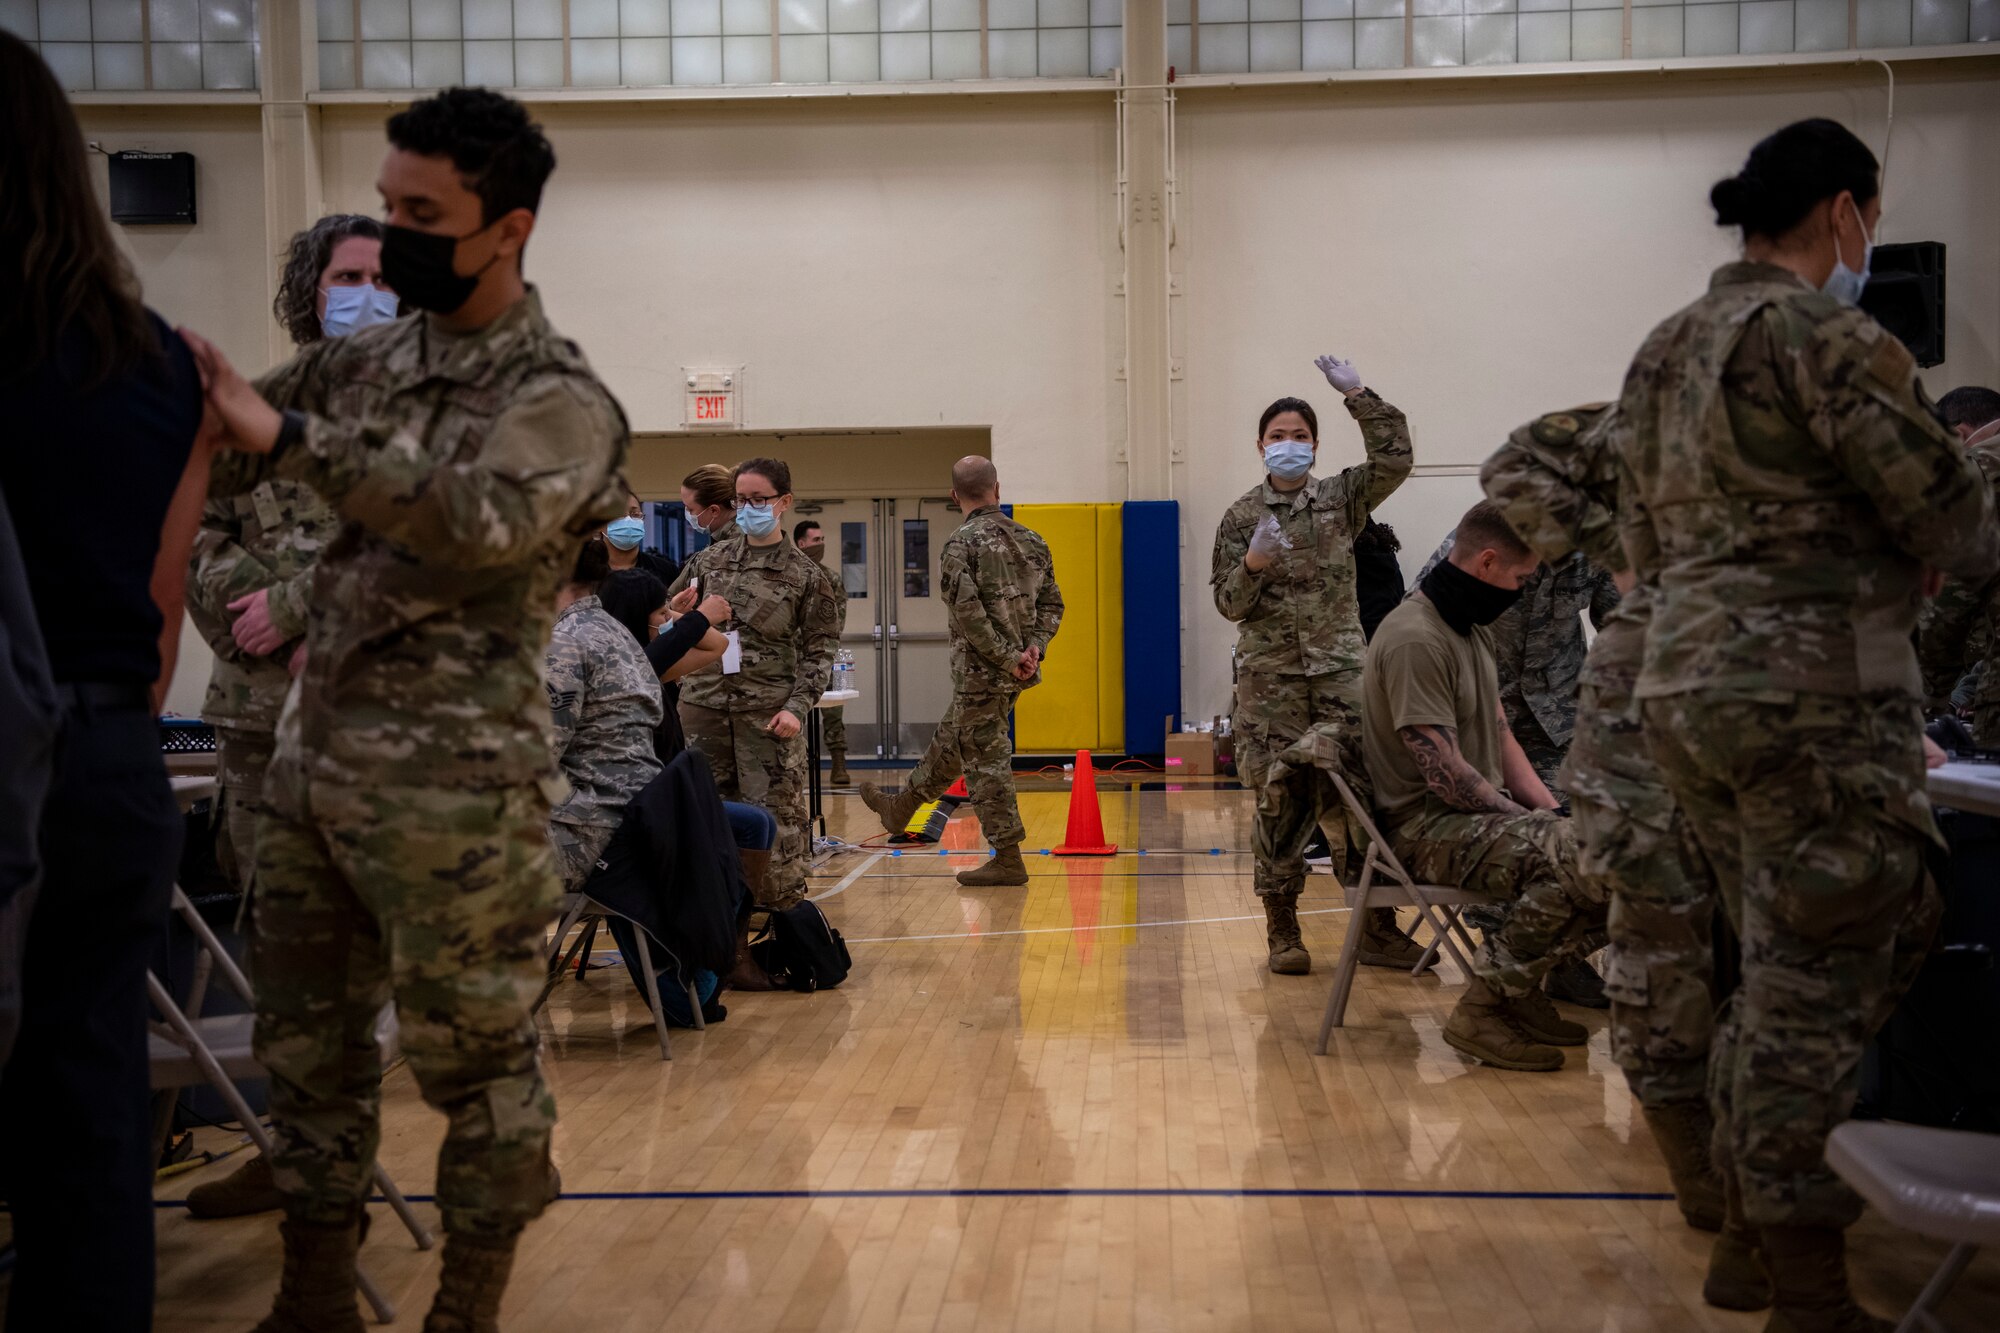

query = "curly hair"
[[273, 213, 383, 347], [387, 88, 555, 226]]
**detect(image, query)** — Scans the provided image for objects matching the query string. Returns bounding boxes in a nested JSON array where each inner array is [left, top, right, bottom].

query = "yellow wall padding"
[[1014, 504, 1102, 754], [1094, 503, 1125, 753]]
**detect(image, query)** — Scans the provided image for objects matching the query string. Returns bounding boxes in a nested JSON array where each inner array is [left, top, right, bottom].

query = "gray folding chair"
[[148, 887, 434, 1326], [1315, 773, 1506, 1055], [1826, 1121, 2000, 1332], [535, 892, 704, 1062]]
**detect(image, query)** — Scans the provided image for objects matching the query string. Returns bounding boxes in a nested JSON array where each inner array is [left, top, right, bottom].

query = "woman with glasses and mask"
[[666, 458, 843, 915]]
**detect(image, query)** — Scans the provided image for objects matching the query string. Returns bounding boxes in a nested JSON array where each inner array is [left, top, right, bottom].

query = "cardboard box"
[[1162, 715, 1215, 776]]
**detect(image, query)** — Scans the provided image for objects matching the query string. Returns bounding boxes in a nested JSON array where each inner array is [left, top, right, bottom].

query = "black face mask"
[[1421, 558, 1523, 635], [380, 222, 499, 315]]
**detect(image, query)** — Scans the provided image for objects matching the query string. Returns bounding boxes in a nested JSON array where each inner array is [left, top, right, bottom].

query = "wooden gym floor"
[[146, 775, 1996, 1331]]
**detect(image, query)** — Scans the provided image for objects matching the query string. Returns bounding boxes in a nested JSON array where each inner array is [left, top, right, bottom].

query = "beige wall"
[[1176, 64, 2000, 718], [93, 65, 1999, 729], [627, 430, 986, 499]]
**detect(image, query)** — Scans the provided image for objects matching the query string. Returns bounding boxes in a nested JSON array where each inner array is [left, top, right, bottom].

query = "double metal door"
[[810, 495, 964, 760]]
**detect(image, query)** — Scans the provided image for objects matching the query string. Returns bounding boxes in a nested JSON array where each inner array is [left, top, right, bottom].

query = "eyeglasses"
[[735, 493, 781, 505]]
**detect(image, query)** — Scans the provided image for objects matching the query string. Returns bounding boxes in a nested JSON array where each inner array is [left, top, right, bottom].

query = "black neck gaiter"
[[1420, 559, 1522, 635]]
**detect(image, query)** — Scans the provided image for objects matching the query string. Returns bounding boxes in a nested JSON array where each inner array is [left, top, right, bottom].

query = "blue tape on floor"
[[158, 1186, 1674, 1208]]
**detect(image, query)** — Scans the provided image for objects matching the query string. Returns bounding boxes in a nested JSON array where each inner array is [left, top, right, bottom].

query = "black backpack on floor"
[[750, 901, 851, 992]]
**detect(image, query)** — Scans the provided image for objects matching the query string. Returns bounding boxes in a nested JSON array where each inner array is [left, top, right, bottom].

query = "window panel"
[[1302, 16, 1355, 62], [515, 36, 566, 81], [464, 36, 515, 81], [990, 25, 1038, 71], [880, 26, 928, 73], [622, 35, 672, 78], [1517, 9, 1566, 57], [1685, 2, 1741, 53], [1250, 18, 1303, 65], [1041, 22, 1089, 69], [1858, 0, 1913, 43], [1168, 20, 1191, 65], [572, 34, 622, 80], [411, 0, 462, 38], [362, 38, 414, 85], [320, 39, 358, 86], [464, 0, 514, 38], [1355, 13, 1402, 62], [1914, 0, 1969, 41], [1572, 7, 1620, 55], [934, 0, 980, 27], [95, 40, 149, 85], [1040, 0, 1087, 24], [1631, 6, 1684, 53], [515, 0, 564, 39], [1796, 0, 1849, 45], [1199, 20, 1250, 68], [1740, 0, 1796, 51], [204, 39, 256, 84], [316, 0, 354, 39], [93, 0, 146, 42], [413, 37, 465, 82], [782, 0, 830, 33], [1, 0, 40, 39], [622, 0, 673, 34], [991, 0, 1034, 22], [45, 40, 95, 86], [932, 26, 980, 74], [152, 38, 205, 84], [202, 0, 255, 40], [830, 0, 879, 30], [780, 30, 831, 75], [362, 0, 413, 41], [1089, 23, 1120, 71], [1974, 0, 1999, 38], [151, 0, 202, 39], [723, 0, 771, 35], [572, 0, 622, 36], [1464, 11, 1516, 58], [1412, 14, 1461, 60], [41, 0, 94, 40]]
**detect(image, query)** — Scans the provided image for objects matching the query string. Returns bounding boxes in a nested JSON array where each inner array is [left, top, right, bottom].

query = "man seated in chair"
[[1360, 502, 1607, 1073]]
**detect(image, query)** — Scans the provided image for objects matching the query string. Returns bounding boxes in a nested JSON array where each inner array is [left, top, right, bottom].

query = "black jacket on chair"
[[580, 748, 746, 975]]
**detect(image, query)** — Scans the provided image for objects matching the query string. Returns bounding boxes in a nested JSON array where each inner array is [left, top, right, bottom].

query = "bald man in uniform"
[[862, 457, 1063, 886]]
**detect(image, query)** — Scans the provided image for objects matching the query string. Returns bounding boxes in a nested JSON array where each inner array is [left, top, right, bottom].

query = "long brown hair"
[[0, 32, 157, 385]]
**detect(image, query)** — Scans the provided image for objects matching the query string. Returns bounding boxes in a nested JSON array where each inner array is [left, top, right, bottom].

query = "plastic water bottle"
[[832, 648, 855, 695]]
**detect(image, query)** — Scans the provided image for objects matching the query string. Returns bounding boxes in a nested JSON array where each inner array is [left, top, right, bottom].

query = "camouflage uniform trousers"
[[548, 820, 616, 895], [213, 724, 277, 896], [251, 780, 559, 1240], [1235, 669, 1360, 899], [680, 701, 808, 909], [1459, 720, 1579, 937], [1569, 684, 1716, 1109], [903, 682, 1026, 850], [821, 706, 846, 762], [1642, 692, 1942, 1229], [1386, 804, 1606, 997]]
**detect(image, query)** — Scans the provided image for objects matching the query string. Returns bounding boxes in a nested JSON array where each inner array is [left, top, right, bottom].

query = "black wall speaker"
[[1861, 241, 1945, 369], [108, 150, 197, 225]]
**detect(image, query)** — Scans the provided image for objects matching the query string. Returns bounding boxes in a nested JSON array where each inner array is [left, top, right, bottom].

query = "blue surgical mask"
[[684, 507, 709, 533], [605, 517, 646, 551], [1820, 200, 1874, 307], [1263, 440, 1315, 481], [320, 284, 399, 338], [737, 501, 778, 538]]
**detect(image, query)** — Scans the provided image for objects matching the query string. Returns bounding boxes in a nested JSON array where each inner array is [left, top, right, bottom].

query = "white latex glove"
[[1314, 355, 1363, 394], [1248, 514, 1292, 563]]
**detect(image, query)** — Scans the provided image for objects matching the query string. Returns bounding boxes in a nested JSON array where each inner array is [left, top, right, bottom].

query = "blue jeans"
[[724, 800, 775, 851]]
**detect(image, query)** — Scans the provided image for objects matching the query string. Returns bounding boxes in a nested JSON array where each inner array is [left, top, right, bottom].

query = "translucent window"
[[902, 519, 930, 599], [841, 521, 868, 599], [0, 0, 262, 90]]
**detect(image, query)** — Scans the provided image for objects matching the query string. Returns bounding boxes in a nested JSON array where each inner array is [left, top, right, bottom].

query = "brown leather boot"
[[725, 923, 778, 992], [1703, 1163, 1772, 1312], [1505, 985, 1589, 1046], [186, 1148, 283, 1219], [1641, 1101, 1725, 1232], [422, 1232, 518, 1333], [1264, 895, 1311, 975], [1443, 977, 1564, 1071], [859, 781, 923, 837], [1355, 907, 1431, 971], [1757, 1226, 1891, 1332], [251, 1211, 366, 1333], [828, 750, 850, 786], [957, 844, 1029, 887]]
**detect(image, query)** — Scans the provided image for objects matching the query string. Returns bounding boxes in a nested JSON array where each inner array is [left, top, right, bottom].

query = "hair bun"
[[1710, 174, 1759, 227]]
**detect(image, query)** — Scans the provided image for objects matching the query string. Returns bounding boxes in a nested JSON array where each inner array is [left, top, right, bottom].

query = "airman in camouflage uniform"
[[862, 458, 1063, 887], [1212, 373, 1415, 975], [186, 481, 337, 894], [668, 518, 843, 909], [1481, 405, 1732, 1243], [1919, 435, 2000, 745], [1616, 254, 1996, 1319], [205, 284, 628, 1273], [1415, 534, 1620, 800], [546, 592, 664, 890]]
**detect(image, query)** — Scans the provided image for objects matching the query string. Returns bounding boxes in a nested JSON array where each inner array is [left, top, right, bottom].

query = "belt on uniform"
[[55, 682, 152, 711]]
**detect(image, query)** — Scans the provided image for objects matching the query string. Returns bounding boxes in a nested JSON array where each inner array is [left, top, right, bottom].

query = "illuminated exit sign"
[[683, 367, 741, 429]]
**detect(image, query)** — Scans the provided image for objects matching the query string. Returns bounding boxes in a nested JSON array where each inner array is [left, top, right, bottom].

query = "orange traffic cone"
[[1053, 750, 1117, 856]]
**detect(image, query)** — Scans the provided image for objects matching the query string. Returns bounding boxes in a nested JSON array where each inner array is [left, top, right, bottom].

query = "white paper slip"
[[721, 629, 743, 675]]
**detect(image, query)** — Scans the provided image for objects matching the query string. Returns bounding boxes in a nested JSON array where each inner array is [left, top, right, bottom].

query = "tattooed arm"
[[1399, 723, 1525, 815]]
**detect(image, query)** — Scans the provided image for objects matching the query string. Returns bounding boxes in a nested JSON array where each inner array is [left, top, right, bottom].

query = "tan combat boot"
[[725, 851, 779, 991], [1640, 1100, 1725, 1232], [1758, 1226, 1890, 1332], [1505, 986, 1589, 1046], [1264, 895, 1311, 975], [186, 1148, 283, 1219], [859, 781, 922, 837], [957, 845, 1029, 887], [422, 1232, 518, 1333], [1442, 977, 1563, 1071], [1355, 907, 1431, 971], [1704, 1165, 1772, 1311], [251, 1210, 366, 1333], [828, 749, 850, 786]]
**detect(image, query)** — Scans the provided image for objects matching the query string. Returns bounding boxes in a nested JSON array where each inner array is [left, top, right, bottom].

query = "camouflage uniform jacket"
[[942, 504, 1064, 692], [1919, 436, 2000, 739], [187, 479, 338, 731], [668, 536, 843, 719], [1414, 531, 1620, 748], [546, 594, 663, 829], [1212, 390, 1414, 677], [1614, 262, 1998, 703], [208, 288, 630, 792]]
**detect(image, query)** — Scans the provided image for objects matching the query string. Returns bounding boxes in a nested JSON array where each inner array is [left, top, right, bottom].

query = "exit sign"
[[683, 367, 742, 429]]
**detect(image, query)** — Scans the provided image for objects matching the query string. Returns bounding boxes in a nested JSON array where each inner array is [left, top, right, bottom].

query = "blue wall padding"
[[1120, 500, 1181, 755]]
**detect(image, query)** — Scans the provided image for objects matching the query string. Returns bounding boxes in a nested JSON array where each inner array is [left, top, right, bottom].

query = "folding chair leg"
[[546, 897, 590, 969], [631, 929, 673, 1062], [1316, 895, 1371, 1055], [687, 981, 706, 1031], [1896, 1242, 1977, 1333], [534, 916, 593, 1015], [370, 1163, 435, 1250], [573, 918, 599, 978]]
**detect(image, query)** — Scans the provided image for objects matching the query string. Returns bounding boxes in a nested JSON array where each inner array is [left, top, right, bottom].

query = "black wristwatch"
[[270, 409, 307, 463]]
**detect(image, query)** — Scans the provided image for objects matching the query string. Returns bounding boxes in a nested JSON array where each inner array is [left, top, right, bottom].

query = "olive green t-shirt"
[[1361, 592, 1505, 822]]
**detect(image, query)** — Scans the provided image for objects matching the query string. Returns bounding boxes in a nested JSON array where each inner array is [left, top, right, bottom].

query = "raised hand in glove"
[[1245, 513, 1292, 572], [1314, 355, 1363, 395]]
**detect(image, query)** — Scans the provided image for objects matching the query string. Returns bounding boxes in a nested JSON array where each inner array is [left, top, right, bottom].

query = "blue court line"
[[158, 1186, 1673, 1208]]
